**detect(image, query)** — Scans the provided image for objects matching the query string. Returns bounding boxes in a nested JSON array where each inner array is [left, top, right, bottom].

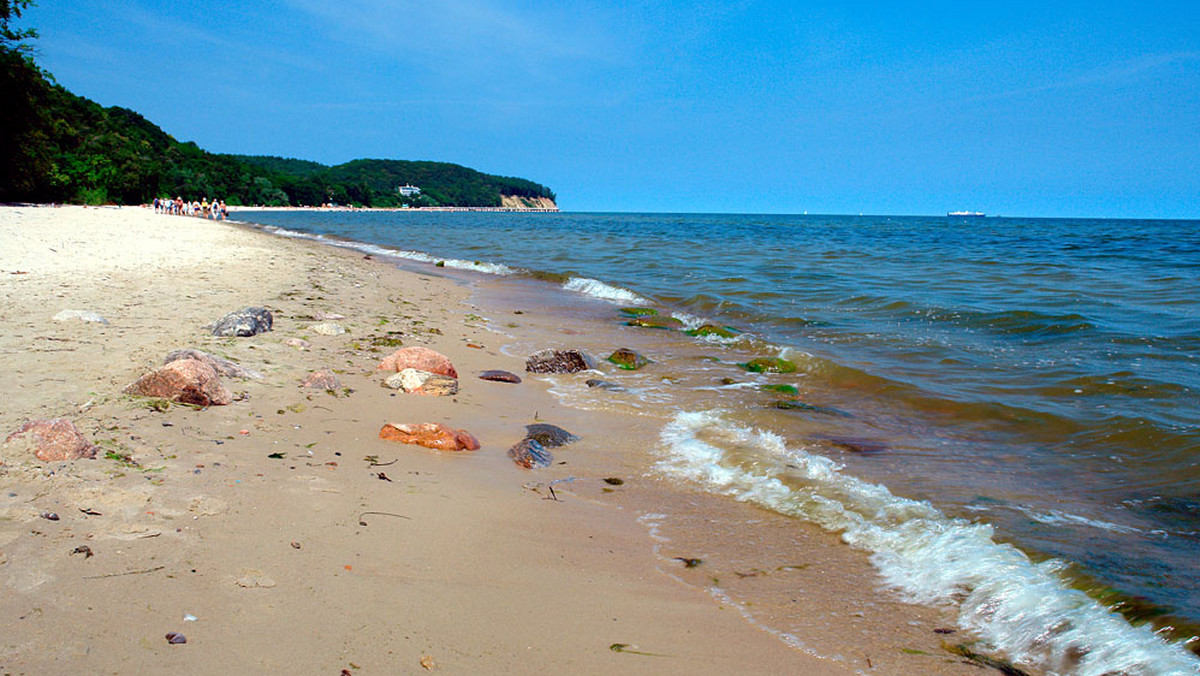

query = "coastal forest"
[[0, 2, 556, 208]]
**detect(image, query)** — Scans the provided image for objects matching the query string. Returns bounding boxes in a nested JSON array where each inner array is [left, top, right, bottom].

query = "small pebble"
[[165, 632, 187, 644], [40, 512, 59, 521]]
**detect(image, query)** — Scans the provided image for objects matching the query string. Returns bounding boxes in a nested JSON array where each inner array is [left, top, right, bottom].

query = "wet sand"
[[0, 205, 987, 674]]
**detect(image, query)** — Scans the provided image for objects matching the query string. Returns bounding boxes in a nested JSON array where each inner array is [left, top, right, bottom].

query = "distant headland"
[[0, 50, 557, 211]]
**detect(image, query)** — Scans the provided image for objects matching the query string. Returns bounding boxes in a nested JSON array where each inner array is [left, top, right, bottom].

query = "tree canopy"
[[0, 2, 557, 208]]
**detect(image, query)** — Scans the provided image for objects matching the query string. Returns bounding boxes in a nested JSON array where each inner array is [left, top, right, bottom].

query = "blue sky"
[[22, 0, 1200, 217]]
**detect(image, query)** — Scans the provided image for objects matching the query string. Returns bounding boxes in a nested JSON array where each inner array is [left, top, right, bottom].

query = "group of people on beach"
[[153, 196, 228, 220]]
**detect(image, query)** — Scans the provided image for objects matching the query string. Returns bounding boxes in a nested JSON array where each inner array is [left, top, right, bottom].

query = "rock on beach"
[[524, 423, 579, 448], [4, 419, 98, 462], [506, 423, 578, 469], [508, 438, 553, 469], [164, 348, 261, 379], [306, 321, 346, 336], [379, 423, 480, 452], [382, 369, 458, 396], [525, 349, 593, 374], [378, 346, 457, 378], [301, 369, 342, 390], [210, 306, 273, 337], [479, 369, 522, 384], [607, 348, 650, 371], [124, 359, 232, 406]]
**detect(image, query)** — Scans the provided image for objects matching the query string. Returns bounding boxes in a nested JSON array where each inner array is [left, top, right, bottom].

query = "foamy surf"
[[656, 411, 1200, 676], [562, 277, 649, 304]]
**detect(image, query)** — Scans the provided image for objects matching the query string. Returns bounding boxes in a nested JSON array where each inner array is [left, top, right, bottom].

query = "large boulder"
[[124, 359, 232, 406], [382, 369, 458, 396], [5, 419, 97, 462], [164, 348, 261, 379], [508, 438, 553, 469], [525, 349, 594, 374], [210, 307, 273, 337], [378, 346, 457, 378], [379, 423, 480, 452]]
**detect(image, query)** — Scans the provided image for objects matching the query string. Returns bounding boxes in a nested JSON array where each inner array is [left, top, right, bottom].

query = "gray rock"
[[586, 379, 625, 392], [525, 349, 594, 374], [524, 423, 579, 448], [210, 307, 273, 337], [164, 348, 262, 379], [508, 438, 553, 469], [52, 309, 108, 325]]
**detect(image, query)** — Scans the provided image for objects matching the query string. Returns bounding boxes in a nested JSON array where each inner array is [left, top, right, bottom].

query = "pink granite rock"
[[5, 419, 98, 462], [377, 346, 457, 378], [301, 369, 342, 390], [378, 423, 480, 452], [124, 359, 232, 406]]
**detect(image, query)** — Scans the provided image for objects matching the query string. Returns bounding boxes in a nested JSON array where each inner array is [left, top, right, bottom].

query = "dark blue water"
[[239, 210, 1200, 672]]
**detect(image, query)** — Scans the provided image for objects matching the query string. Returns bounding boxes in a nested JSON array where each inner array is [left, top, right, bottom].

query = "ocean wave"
[[562, 277, 649, 304], [1012, 505, 1148, 536], [241, 221, 517, 275], [656, 411, 1200, 676]]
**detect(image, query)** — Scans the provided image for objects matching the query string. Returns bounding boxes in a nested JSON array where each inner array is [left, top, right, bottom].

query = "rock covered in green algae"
[[685, 324, 740, 339], [607, 348, 651, 371], [618, 307, 658, 317], [626, 315, 685, 330], [739, 357, 797, 374], [761, 383, 799, 396]]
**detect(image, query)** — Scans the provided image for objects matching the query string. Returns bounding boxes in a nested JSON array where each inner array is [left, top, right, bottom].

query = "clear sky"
[[20, 0, 1200, 217]]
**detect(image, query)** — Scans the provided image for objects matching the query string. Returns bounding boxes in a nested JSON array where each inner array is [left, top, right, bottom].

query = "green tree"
[[1, 0, 37, 51]]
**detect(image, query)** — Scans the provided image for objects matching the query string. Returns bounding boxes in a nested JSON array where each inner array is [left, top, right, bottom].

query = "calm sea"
[[238, 210, 1200, 674]]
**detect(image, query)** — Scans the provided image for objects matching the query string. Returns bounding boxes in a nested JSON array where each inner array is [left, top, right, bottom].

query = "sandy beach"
[[1, 206, 990, 675]]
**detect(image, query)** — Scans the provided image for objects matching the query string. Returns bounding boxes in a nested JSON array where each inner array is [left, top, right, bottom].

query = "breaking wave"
[[656, 411, 1200, 676]]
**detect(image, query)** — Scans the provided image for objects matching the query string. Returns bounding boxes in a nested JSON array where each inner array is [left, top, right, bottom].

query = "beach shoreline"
[[1, 205, 1020, 674]]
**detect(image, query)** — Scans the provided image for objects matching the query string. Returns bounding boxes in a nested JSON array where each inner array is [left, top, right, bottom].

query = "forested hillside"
[[0, 4, 556, 208]]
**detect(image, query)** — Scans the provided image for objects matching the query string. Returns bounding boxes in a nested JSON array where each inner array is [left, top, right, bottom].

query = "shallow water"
[[237, 209, 1200, 673]]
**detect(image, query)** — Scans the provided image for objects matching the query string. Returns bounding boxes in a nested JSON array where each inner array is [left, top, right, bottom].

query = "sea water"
[[237, 210, 1200, 674]]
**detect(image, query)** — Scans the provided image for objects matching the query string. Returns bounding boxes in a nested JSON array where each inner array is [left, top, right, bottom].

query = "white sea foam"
[[1014, 505, 1148, 536], [656, 411, 1200, 676], [562, 277, 649, 304], [240, 222, 516, 275]]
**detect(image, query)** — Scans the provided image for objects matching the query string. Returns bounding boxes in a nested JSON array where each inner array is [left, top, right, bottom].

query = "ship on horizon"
[[947, 210, 986, 217]]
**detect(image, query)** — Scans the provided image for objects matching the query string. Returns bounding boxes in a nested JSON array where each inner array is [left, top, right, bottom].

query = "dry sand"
[[0, 205, 856, 674]]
